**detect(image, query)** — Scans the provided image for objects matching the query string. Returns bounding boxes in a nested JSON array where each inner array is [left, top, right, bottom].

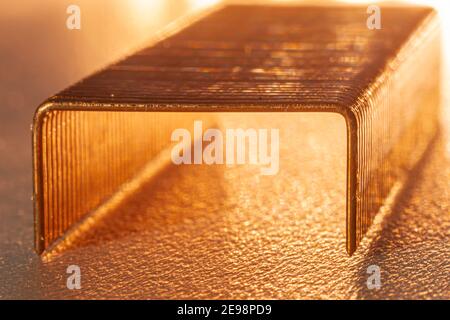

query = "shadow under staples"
[[45, 158, 229, 255], [354, 133, 450, 299]]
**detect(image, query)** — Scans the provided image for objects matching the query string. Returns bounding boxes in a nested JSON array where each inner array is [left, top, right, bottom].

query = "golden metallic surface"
[[33, 4, 441, 255], [35, 110, 212, 252], [3, 113, 449, 299], [0, 0, 448, 301]]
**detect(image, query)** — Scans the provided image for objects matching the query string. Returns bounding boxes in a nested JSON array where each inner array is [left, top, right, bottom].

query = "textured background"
[[0, 0, 449, 299]]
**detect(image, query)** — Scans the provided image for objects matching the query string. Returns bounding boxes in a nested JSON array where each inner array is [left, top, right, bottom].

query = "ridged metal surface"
[[4, 114, 449, 299], [33, 5, 441, 255], [36, 111, 211, 252], [350, 18, 441, 247], [52, 5, 437, 106]]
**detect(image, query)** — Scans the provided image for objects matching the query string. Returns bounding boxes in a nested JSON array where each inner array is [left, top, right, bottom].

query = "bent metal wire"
[[32, 4, 441, 255]]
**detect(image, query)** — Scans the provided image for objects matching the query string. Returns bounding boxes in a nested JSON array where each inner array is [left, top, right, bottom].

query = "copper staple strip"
[[32, 4, 441, 255]]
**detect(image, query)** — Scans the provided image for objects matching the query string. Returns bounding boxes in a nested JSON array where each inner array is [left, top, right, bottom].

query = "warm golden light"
[[1, 0, 448, 300], [189, 0, 223, 10]]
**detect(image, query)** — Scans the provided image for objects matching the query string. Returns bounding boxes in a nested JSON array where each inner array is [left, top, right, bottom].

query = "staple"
[[32, 4, 441, 255]]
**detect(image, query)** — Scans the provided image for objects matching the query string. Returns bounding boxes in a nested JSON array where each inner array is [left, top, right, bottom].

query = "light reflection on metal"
[[33, 4, 441, 255]]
